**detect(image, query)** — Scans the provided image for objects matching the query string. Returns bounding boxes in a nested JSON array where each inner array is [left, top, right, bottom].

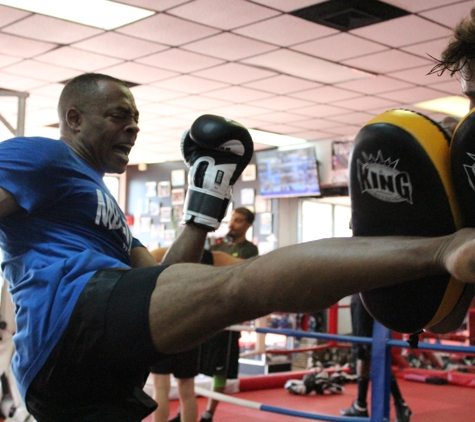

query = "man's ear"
[[66, 108, 82, 132]]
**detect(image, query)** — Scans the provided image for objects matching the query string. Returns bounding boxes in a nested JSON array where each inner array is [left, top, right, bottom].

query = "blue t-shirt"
[[0, 137, 138, 399]]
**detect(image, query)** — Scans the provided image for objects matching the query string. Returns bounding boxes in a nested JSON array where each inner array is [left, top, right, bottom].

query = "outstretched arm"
[[149, 228, 475, 353]]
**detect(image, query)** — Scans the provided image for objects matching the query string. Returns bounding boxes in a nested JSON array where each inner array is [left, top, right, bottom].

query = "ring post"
[[370, 321, 391, 422]]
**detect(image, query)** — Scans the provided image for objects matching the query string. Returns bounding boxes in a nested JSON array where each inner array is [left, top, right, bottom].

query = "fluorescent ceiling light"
[[0, 0, 154, 30], [414, 96, 470, 118], [248, 129, 306, 147]]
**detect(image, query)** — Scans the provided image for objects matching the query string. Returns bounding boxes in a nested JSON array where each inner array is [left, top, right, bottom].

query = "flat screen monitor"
[[256, 146, 321, 198]]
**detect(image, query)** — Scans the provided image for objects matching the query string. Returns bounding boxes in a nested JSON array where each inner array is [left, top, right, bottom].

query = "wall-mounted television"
[[256, 146, 321, 198]]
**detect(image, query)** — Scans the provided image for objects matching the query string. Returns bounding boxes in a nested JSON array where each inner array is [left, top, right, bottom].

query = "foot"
[[340, 401, 369, 417], [200, 410, 213, 422], [395, 401, 412, 422]]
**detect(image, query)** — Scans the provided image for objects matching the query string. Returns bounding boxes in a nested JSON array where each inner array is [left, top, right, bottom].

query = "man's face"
[[76, 80, 140, 174], [227, 211, 251, 239]]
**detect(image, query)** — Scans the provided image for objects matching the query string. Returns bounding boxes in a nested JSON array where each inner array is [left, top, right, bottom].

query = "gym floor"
[[142, 375, 475, 422]]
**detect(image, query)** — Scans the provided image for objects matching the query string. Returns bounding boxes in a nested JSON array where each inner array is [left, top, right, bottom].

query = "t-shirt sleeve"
[[0, 138, 70, 214]]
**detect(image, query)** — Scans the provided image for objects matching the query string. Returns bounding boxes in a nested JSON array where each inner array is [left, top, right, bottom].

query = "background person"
[[341, 294, 411, 422], [199, 209, 257, 422]]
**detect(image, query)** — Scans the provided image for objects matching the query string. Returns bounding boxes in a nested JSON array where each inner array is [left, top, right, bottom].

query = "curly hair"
[[429, 8, 475, 78]]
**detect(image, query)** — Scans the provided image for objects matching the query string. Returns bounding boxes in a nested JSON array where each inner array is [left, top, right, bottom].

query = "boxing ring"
[[195, 321, 475, 422]]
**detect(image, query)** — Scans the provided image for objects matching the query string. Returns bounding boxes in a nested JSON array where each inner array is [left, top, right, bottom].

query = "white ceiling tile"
[[0, 4, 31, 27], [0, 54, 21, 68], [2, 15, 103, 44], [382, 0, 462, 13], [234, 14, 337, 46], [252, 111, 308, 124], [164, 95, 232, 110], [292, 33, 388, 61], [100, 62, 178, 84], [291, 103, 350, 118], [29, 83, 66, 98], [210, 103, 270, 118], [285, 117, 341, 130], [203, 86, 273, 102], [400, 38, 452, 62], [242, 49, 372, 83], [291, 85, 361, 103], [36, 47, 123, 72], [0, 33, 56, 58], [113, 0, 191, 11], [117, 14, 220, 46], [152, 75, 229, 94], [137, 48, 224, 72], [138, 102, 194, 116], [254, 123, 303, 134], [325, 112, 374, 126], [73, 32, 168, 60], [342, 49, 431, 74], [420, 2, 474, 29], [249, 0, 327, 13], [169, 0, 280, 30], [336, 75, 415, 95], [3, 59, 79, 83], [351, 15, 451, 48], [388, 65, 449, 85], [249, 95, 314, 111], [332, 95, 402, 112], [130, 85, 185, 102], [182, 33, 278, 61], [379, 86, 452, 103], [193, 62, 277, 84], [429, 78, 463, 95], [243, 75, 322, 94]]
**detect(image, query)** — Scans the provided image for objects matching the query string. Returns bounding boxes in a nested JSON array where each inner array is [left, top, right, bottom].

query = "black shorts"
[[25, 266, 169, 422], [199, 331, 241, 379], [150, 346, 200, 379], [350, 294, 374, 360]]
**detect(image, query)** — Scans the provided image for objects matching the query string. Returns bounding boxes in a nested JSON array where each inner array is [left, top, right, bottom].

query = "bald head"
[[58, 73, 129, 131]]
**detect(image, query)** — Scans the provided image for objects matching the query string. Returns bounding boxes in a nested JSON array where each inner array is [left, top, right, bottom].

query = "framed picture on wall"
[[160, 207, 172, 223], [255, 195, 271, 213], [240, 188, 255, 205], [145, 181, 157, 197], [241, 164, 256, 182], [259, 212, 272, 235], [171, 188, 185, 205], [149, 200, 160, 216], [173, 205, 183, 222], [158, 181, 171, 198], [171, 169, 186, 187]]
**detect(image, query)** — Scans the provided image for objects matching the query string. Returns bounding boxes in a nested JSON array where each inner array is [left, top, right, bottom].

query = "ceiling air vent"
[[290, 0, 409, 31]]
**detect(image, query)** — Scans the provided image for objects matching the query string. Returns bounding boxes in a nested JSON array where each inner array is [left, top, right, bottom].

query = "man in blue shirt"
[[1, 73, 475, 422]]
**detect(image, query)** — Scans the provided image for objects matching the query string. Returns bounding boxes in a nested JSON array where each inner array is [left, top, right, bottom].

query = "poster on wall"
[[145, 181, 157, 197], [241, 164, 256, 182], [160, 207, 172, 223], [255, 195, 271, 213], [331, 140, 353, 186], [240, 188, 255, 205], [171, 188, 185, 205], [158, 181, 171, 198], [171, 169, 186, 187], [259, 212, 272, 235]]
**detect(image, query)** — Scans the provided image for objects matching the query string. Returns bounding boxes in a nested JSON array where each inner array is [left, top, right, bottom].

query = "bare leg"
[[177, 378, 198, 422], [150, 230, 475, 353], [152, 374, 171, 422]]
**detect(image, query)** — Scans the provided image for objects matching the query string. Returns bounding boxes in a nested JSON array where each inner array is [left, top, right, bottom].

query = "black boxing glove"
[[181, 114, 254, 230]]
